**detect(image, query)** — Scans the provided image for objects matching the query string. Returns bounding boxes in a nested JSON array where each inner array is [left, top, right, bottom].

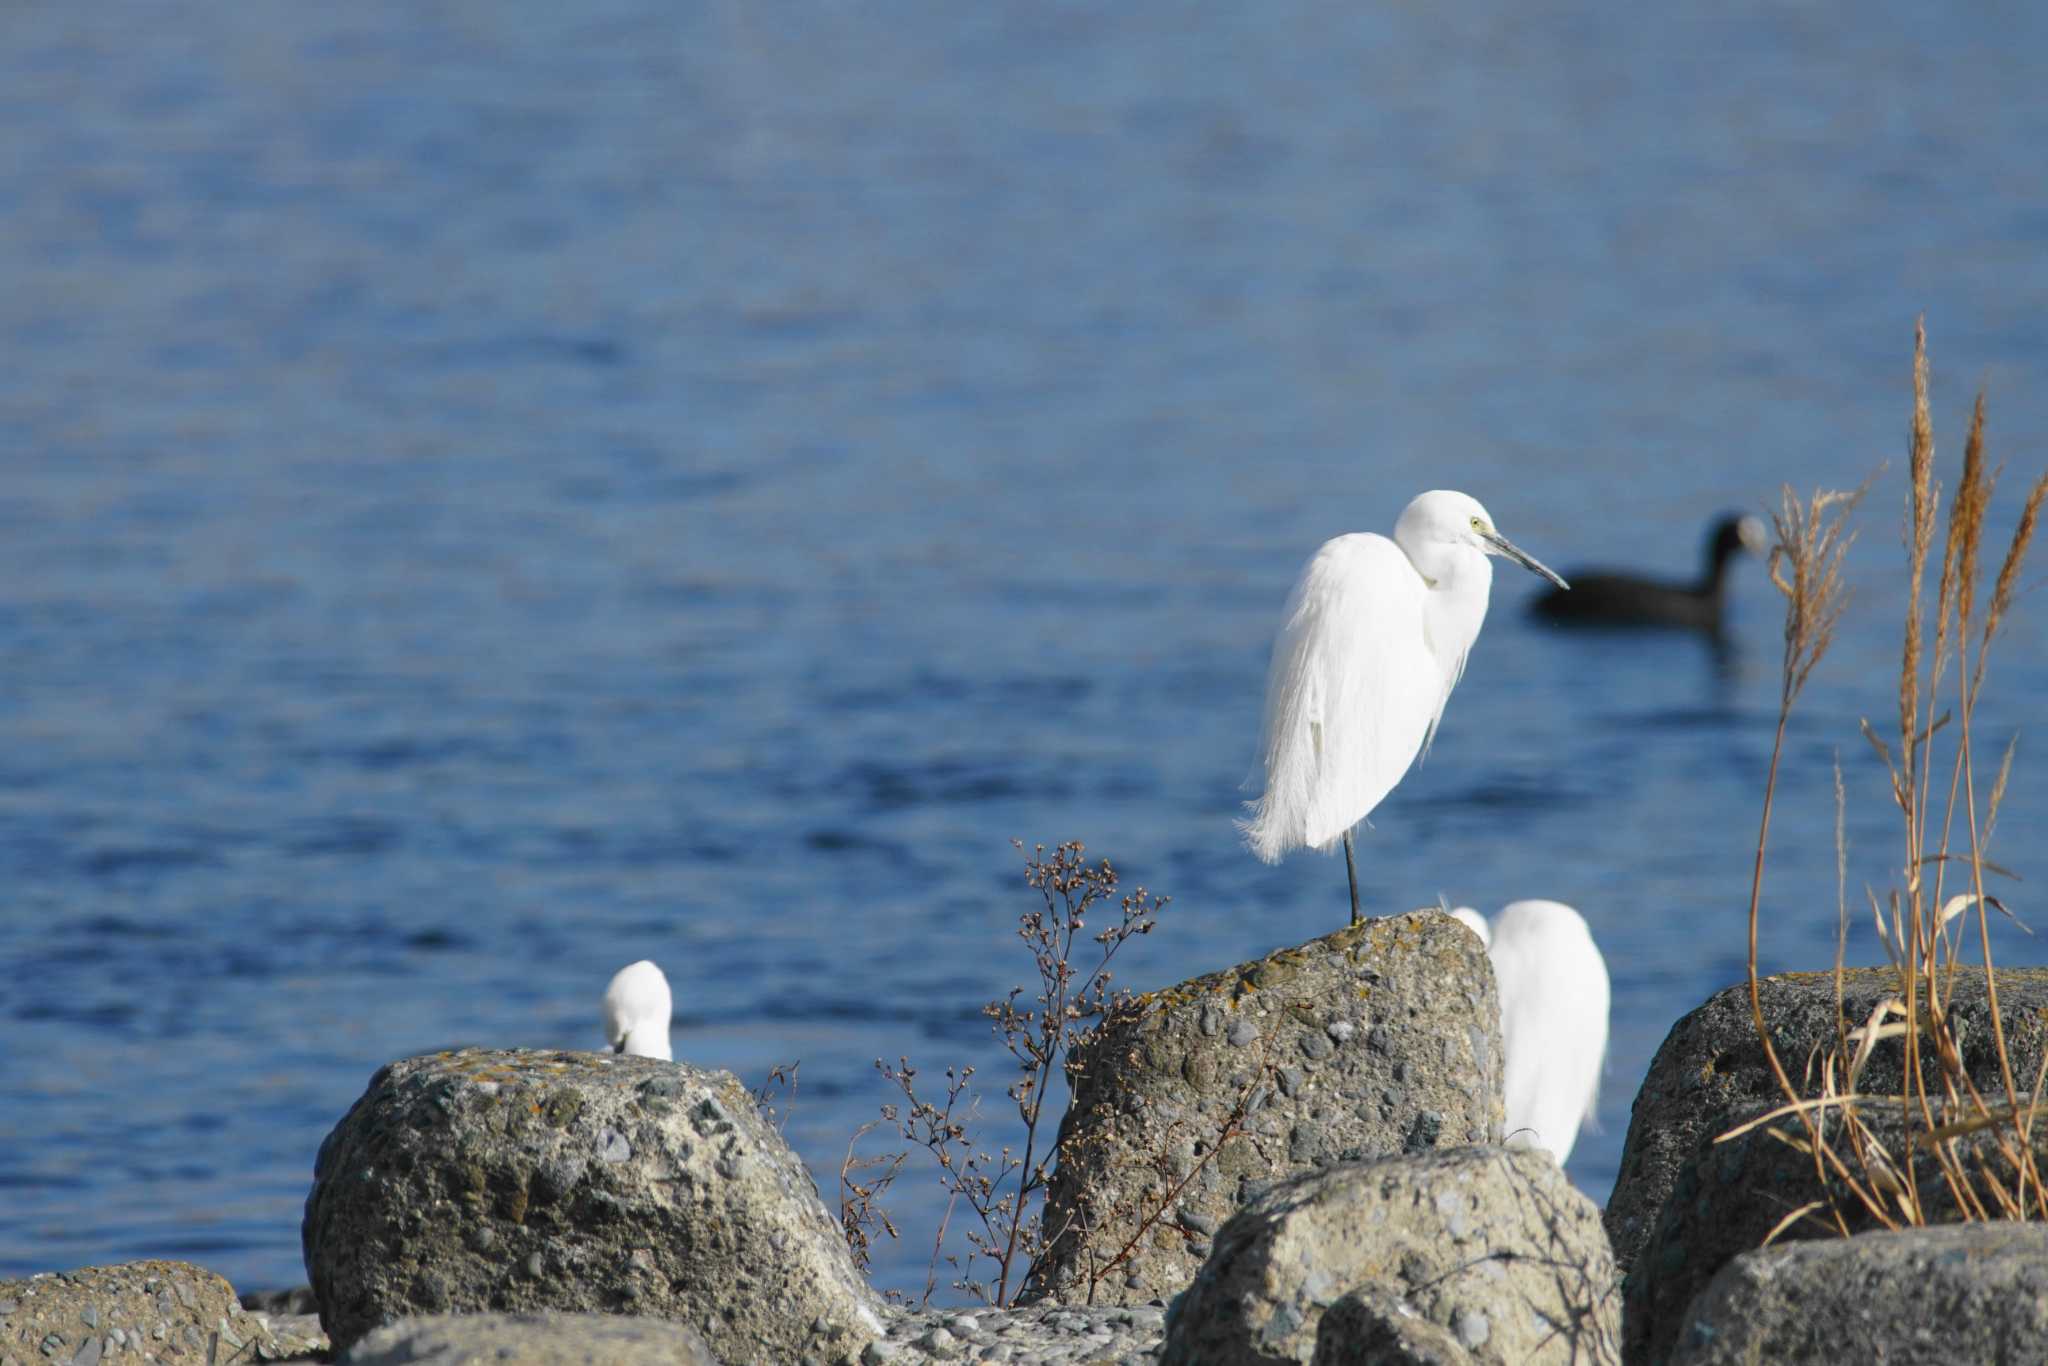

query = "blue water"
[[5, 0, 2048, 1302]]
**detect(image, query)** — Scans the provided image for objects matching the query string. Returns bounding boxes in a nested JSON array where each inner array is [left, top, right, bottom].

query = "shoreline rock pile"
[[22, 939, 2048, 1365]]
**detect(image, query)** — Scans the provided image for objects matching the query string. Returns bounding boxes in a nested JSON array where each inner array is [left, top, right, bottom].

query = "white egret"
[[1240, 491, 1567, 923], [601, 959, 673, 1060], [1530, 511, 1765, 633], [1448, 899, 1609, 1164]]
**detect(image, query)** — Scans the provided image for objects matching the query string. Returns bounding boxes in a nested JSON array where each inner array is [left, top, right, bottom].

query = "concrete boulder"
[[1623, 1098, 2048, 1366], [1024, 911, 1505, 1305], [1604, 967, 2048, 1272], [1308, 1289, 1472, 1365], [0, 1260, 284, 1364], [1158, 1147, 1619, 1366], [342, 1310, 720, 1365], [1669, 1222, 2048, 1365], [302, 1048, 883, 1363]]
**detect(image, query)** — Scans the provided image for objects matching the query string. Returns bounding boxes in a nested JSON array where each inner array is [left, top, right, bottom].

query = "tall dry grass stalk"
[[1734, 319, 2048, 1235]]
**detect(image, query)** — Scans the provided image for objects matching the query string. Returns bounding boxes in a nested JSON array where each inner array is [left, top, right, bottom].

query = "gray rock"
[[1159, 1147, 1619, 1366], [875, 1303, 1164, 1365], [1623, 1098, 2048, 1366], [1308, 1288, 1470, 1365], [240, 1285, 319, 1316], [302, 1048, 883, 1363], [1023, 911, 1505, 1305], [342, 1310, 719, 1364], [1605, 967, 2048, 1272], [1669, 1222, 2048, 1365], [0, 1260, 286, 1365]]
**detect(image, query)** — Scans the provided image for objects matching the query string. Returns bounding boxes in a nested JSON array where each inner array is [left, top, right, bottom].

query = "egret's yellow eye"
[[1469, 516, 1484, 531]]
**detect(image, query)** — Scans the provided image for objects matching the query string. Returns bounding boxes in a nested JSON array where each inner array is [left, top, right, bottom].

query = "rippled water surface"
[[6, 0, 2048, 1299]]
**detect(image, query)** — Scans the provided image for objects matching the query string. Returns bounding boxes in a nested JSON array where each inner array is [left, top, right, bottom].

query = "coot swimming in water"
[[1529, 512, 1764, 632]]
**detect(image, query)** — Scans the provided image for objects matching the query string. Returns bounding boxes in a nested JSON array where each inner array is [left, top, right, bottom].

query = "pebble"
[[1227, 1019, 1259, 1047], [876, 1302, 1164, 1366]]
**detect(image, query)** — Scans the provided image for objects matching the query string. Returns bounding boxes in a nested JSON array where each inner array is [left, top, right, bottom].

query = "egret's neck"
[[1412, 545, 1495, 664]]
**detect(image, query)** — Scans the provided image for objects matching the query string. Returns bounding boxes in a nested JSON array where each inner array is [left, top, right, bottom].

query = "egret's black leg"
[[1342, 828, 1361, 926]]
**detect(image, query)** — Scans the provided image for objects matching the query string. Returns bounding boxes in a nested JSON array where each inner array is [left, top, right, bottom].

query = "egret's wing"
[[1240, 533, 1438, 860], [1491, 901, 1610, 1163]]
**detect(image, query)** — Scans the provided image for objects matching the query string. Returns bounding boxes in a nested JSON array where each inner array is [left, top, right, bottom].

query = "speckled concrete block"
[[1668, 1222, 2048, 1365], [0, 1260, 282, 1363], [1604, 967, 2048, 1274], [1022, 910, 1505, 1306], [302, 1048, 884, 1364], [1160, 1148, 1618, 1366], [1624, 1098, 2048, 1366]]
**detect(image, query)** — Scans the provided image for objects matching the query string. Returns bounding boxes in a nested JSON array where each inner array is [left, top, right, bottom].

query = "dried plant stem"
[[1742, 323, 2048, 1240], [877, 840, 1171, 1306]]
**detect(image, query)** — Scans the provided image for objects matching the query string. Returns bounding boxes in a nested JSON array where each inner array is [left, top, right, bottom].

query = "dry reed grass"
[[1730, 319, 2048, 1236]]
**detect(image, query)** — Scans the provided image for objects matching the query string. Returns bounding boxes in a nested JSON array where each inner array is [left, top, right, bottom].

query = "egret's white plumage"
[[1241, 491, 1566, 920], [602, 959, 673, 1061], [1450, 900, 1609, 1164]]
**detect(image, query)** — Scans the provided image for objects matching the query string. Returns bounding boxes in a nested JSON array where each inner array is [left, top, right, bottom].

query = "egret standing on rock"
[[1240, 491, 1567, 924], [601, 960, 674, 1060]]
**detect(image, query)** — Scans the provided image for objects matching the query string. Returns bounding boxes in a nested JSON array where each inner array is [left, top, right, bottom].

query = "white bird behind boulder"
[[1447, 900, 1607, 1164], [602, 959, 673, 1061]]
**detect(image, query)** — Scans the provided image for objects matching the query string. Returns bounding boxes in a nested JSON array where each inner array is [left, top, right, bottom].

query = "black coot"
[[1530, 512, 1765, 632]]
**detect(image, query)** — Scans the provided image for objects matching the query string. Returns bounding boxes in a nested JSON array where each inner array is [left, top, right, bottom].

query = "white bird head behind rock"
[[602, 960, 673, 1061]]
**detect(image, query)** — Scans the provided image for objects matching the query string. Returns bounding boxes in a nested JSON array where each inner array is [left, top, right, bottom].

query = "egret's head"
[[1398, 490, 1569, 589]]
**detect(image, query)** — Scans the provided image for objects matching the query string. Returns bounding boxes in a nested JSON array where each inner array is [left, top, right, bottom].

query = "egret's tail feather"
[[1237, 801, 1286, 864]]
